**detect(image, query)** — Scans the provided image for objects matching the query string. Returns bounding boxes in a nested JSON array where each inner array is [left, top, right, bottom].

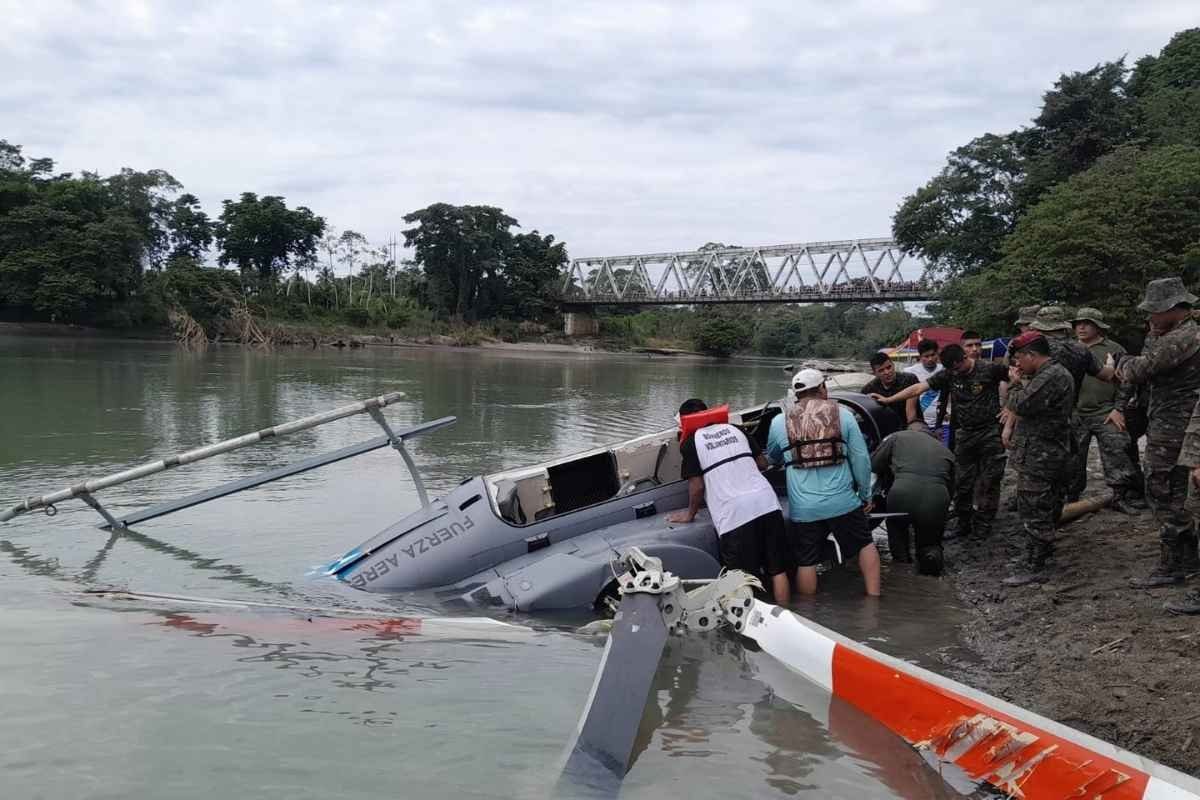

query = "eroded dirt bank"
[[942, 464, 1200, 777]]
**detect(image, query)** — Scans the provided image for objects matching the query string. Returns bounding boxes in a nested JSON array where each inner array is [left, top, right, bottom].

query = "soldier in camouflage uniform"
[[871, 343, 1009, 541], [1068, 307, 1145, 512], [1002, 332, 1077, 586], [1014, 305, 1041, 334], [1170, 399, 1200, 613], [1017, 306, 1117, 500], [1029, 306, 1116, 398], [997, 305, 1043, 514], [1116, 278, 1200, 594]]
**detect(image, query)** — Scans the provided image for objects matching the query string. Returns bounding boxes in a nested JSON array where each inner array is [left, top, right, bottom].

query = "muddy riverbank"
[[942, 466, 1200, 777], [0, 320, 621, 356], [0, 322, 870, 371]]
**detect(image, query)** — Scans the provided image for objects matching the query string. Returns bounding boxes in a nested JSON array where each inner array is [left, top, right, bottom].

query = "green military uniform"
[[1170, 385, 1200, 613], [871, 429, 955, 575], [926, 359, 1009, 540], [1118, 278, 1200, 592], [1000, 304, 1042, 516], [1067, 308, 1141, 506], [1030, 307, 1104, 398], [1026, 306, 1105, 503], [1014, 305, 1041, 330], [1005, 350, 1075, 585]]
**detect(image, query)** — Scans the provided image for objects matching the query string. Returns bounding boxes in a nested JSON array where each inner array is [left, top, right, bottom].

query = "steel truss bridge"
[[560, 238, 937, 306]]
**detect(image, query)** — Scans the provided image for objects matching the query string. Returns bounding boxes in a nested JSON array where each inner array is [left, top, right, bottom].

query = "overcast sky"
[[3, 2, 1193, 262]]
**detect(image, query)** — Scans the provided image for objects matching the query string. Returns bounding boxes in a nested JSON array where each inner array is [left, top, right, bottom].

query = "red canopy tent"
[[894, 326, 963, 351]]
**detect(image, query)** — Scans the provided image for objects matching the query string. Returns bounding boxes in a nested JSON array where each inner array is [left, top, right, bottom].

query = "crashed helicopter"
[[2, 388, 898, 613], [8, 392, 1200, 799]]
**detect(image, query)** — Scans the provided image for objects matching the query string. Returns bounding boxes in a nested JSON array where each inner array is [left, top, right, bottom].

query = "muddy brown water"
[[0, 336, 988, 799]]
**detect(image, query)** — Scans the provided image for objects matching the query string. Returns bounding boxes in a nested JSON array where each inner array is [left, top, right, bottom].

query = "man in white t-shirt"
[[667, 398, 791, 605], [905, 338, 946, 441]]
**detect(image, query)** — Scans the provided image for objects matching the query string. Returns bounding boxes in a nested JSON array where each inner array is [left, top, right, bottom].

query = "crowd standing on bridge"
[[673, 275, 1200, 615]]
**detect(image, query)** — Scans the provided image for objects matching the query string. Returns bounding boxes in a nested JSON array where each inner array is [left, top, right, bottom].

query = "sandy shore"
[[0, 320, 694, 359]]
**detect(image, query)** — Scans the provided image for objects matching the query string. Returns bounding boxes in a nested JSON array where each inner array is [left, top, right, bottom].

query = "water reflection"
[[1, 338, 989, 799], [0, 538, 70, 580], [77, 529, 121, 582], [114, 526, 296, 596], [620, 632, 972, 799]]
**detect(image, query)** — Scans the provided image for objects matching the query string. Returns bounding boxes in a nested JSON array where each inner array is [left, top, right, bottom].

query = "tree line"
[[597, 303, 927, 359], [6, 27, 1196, 355], [894, 28, 1200, 345], [0, 144, 917, 358], [0, 146, 568, 337]]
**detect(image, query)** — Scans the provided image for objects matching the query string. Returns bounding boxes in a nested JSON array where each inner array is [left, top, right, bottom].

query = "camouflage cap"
[[1014, 305, 1041, 326], [1029, 305, 1073, 332], [1070, 306, 1110, 330], [1138, 277, 1198, 314]]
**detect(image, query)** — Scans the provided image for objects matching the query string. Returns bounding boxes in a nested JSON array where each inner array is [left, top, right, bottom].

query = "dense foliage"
[[0, 136, 935, 357], [895, 28, 1200, 343], [402, 203, 567, 321], [0, 145, 568, 336], [597, 303, 924, 359], [0, 143, 178, 324], [216, 193, 325, 287], [8, 28, 1196, 356]]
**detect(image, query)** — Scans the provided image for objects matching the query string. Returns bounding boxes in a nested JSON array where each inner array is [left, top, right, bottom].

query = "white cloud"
[[1, 0, 1189, 261]]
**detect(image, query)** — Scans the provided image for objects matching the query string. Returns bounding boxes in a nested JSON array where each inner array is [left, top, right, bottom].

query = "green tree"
[[0, 147, 150, 322], [103, 167, 182, 268], [895, 61, 1138, 280], [754, 311, 810, 357], [1019, 60, 1138, 205], [1131, 28, 1200, 96], [402, 203, 518, 319], [942, 145, 1200, 339], [892, 132, 1026, 278], [166, 193, 214, 263], [694, 314, 752, 357], [492, 230, 568, 320], [215, 192, 325, 288], [1131, 29, 1200, 147], [157, 259, 242, 330], [337, 229, 368, 304]]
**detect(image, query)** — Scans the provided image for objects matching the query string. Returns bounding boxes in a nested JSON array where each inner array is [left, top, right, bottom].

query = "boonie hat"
[[1070, 307, 1110, 330], [1014, 305, 1041, 326], [792, 368, 826, 391], [1138, 277, 1198, 314], [1030, 306, 1073, 332], [1009, 331, 1046, 353]]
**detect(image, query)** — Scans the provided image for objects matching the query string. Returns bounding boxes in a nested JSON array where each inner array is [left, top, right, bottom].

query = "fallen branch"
[[1090, 635, 1129, 655], [167, 307, 208, 351], [1060, 492, 1113, 525]]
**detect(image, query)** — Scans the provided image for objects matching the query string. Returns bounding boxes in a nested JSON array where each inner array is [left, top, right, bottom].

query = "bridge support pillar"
[[564, 310, 599, 337]]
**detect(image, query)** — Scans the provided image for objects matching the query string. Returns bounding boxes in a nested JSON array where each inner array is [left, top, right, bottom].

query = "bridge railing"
[[561, 238, 937, 304]]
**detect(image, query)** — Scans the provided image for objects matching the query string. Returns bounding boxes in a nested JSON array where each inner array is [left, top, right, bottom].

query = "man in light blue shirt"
[[767, 368, 881, 596]]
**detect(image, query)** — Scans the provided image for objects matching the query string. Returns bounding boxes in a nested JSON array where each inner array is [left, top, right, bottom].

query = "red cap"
[[1009, 331, 1045, 352]]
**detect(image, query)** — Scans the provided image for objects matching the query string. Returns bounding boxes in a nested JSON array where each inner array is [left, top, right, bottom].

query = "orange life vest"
[[679, 405, 730, 441]]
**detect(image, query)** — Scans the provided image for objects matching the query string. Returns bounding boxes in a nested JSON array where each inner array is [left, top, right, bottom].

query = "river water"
[[0, 336, 984, 799]]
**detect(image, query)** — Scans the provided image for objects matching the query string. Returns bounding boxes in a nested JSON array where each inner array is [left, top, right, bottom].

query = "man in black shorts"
[[667, 399, 791, 605], [766, 370, 881, 596]]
